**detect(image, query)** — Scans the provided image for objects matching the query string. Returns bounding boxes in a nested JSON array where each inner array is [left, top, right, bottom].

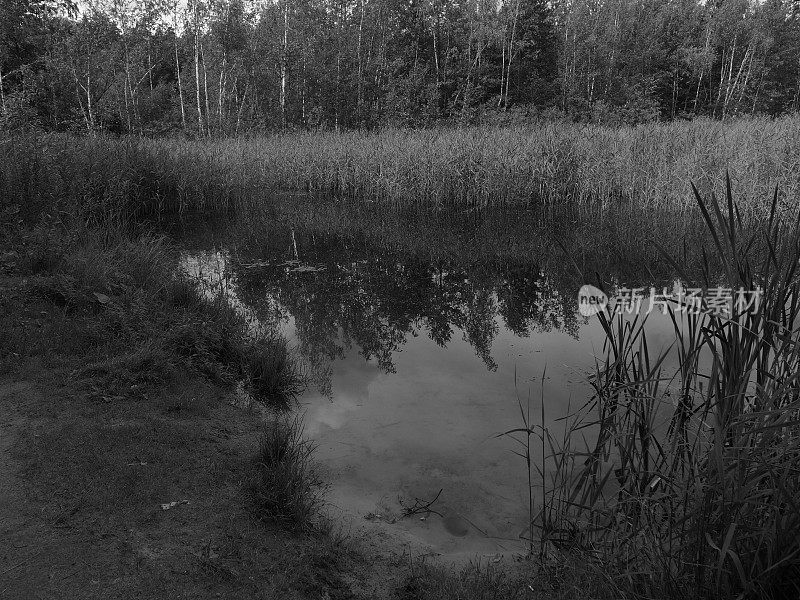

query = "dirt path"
[[0, 383, 31, 597], [0, 381, 89, 600], [0, 380, 195, 599], [0, 375, 364, 600]]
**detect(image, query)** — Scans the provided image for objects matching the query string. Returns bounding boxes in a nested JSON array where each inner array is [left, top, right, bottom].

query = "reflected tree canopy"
[[181, 201, 706, 397], [231, 231, 582, 380]]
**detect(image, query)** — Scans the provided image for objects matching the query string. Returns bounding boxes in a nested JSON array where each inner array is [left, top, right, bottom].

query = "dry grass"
[[3, 116, 800, 220], [205, 116, 800, 213]]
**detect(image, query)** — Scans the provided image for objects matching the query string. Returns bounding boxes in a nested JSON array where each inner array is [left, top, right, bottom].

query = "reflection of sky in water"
[[181, 242, 683, 556]]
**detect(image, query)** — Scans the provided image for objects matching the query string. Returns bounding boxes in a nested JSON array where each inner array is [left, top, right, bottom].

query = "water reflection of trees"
[[231, 232, 582, 380]]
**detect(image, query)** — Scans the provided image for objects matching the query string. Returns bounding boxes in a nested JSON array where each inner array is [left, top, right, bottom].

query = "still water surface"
[[180, 204, 687, 557]]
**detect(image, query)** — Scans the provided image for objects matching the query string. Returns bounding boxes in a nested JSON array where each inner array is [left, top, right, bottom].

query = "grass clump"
[[398, 561, 529, 600], [531, 177, 800, 599], [162, 290, 305, 407], [244, 336, 306, 408], [249, 416, 324, 533]]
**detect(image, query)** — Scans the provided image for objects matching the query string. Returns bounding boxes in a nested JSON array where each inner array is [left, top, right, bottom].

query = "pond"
[[179, 200, 702, 558]]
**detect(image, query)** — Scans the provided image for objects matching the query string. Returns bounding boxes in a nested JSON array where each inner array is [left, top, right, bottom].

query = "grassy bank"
[[0, 160, 359, 596], [3, 117, 800, 217], [0, 225, 303, 408], [199, 116, 800, 212]]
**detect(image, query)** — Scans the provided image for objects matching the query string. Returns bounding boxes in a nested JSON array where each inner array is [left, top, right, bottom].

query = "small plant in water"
[[499, 367, 548, 557]]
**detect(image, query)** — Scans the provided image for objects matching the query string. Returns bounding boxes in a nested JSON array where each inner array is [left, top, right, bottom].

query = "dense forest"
[[2, 0, 800, 133]]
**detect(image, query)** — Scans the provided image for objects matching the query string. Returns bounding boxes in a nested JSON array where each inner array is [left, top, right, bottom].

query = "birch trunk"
[[72, 69, 91, 132], [218, 54, 227, 131], [201, 41, 211, 135], [498, 43, 505, 108], [504, 0, 521, 109], [735, 47, 755, 115], [173, 5, 187, 130], [724, 45, 749, 119], [356, 0, 365, 119], [86, 52, 94, 130], [236, 80, 249, 134], [193, 1, 203, 134], [280, 1, 288, 129], [123, 43, 133, 132]]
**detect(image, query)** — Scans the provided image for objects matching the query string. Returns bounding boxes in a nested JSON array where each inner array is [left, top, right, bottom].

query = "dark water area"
[[175, 199, 714, 556]]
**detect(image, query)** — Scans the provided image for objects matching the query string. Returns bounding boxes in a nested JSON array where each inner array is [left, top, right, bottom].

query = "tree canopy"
[[1, 0, 799, 133]]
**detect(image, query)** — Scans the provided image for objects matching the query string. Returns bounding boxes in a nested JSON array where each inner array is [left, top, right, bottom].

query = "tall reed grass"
[[531, 178, 800, 599], [0, 133, 251, 225], [3, 116, 800, 219], [210, 116, 800, 213]]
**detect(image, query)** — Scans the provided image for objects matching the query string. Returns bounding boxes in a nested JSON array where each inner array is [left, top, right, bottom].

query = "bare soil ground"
[[0, 375, 366, 599], [0, 276, 359, 599]]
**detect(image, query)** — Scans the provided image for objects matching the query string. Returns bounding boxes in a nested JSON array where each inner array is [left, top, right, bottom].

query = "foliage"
[[1, 0, 800, 133]]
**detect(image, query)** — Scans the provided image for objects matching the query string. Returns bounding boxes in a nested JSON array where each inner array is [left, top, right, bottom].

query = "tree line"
[[2, 0, 800, 134]]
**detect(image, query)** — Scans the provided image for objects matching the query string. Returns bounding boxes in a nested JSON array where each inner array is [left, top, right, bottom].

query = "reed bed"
[[527, 179, 800, 599], [0, 133, 253, 225], [3, 116, 800, 220], [160, 116, 800, 213]]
